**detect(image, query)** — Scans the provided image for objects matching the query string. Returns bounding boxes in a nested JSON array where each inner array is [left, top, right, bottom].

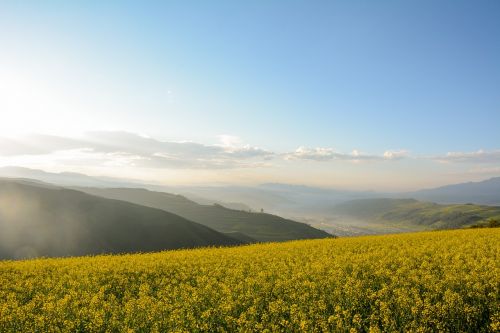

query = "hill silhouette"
[[75, 187, 332, 242], [406, 177, 500, 205], [0, 179, 242, 259]]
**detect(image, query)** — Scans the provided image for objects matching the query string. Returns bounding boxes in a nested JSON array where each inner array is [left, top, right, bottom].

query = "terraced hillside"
[[333, 198, 500, 230]]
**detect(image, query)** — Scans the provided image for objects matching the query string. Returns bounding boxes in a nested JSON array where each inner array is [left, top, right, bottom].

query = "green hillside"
[[333, 198, 500, 229], [0, 179, 242, 259], [77, 187, 332, 242]]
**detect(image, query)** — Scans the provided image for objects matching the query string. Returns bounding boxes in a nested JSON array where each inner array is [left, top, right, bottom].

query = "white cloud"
[[435, 149, 500, 163], [2, 132, 499, 172], [0, 131, 274, 170], [285, 147, 337, 161], [285, 147, 408, 162], [383, 150, 409, 160]]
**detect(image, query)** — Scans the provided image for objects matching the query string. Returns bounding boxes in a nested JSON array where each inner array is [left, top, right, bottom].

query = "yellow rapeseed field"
[[0, 229, 498, 332]]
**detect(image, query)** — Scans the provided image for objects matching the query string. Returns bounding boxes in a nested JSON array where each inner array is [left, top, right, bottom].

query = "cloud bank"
[[435, 150, 500, 164], [0, 132, 273, 169], [285, 147, 409, 162], [0, 132, 498, 170]]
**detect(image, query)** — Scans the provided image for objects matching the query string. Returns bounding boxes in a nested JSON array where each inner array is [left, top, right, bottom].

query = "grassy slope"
[[0, 229, 498, 332], [333, 198, 500, 230], [76, 187, 332, 242], [0, 179, 242, 259]]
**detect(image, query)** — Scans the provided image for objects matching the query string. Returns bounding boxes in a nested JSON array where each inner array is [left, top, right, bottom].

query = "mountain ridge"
[[0, 178, 243, 259], [74, 187, 333, 242], [405, 177, 500, 205]]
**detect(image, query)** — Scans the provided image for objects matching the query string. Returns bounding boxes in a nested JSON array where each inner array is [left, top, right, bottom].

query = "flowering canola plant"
[[0, 229, 498, 332]]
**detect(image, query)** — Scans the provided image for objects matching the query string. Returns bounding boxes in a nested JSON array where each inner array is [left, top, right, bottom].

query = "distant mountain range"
[[194, 178, 500, 214], [0, 166, 499, 239], [0, 166, 136, 188], [186, 183, 375, 216], [0, 166, 252, 210], [0, 179, 242, 259], [405, 177, 500, 205], [1, 166, 499, 209]]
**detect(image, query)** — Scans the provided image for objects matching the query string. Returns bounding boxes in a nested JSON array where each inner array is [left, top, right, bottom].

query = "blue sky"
[[0, 1, 499, 189]]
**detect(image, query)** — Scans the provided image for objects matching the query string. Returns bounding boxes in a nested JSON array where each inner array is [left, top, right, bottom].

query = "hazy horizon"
[[1, 1, 499, 191]]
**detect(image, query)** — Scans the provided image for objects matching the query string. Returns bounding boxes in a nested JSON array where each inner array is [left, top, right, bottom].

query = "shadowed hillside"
[[76, 187, 332, 242], [0, 179, 242, 259]]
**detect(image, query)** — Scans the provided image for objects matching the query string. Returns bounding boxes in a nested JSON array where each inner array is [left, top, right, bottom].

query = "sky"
[[0, 0, 499, 190]]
